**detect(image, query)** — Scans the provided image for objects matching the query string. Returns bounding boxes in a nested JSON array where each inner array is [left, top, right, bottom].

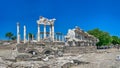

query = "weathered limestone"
[[16, 16, 65, 44], [65, 26, 99, 46], [37, 16, 56, 42], [17, 22, 20, 44]]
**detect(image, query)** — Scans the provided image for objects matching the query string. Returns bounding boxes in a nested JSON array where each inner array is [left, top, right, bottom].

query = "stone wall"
[[61, 62, 72, 68], [64, 46, 96, 54]]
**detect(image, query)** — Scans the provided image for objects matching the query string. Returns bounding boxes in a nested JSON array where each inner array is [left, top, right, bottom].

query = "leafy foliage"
[[5, 32, 13, 40], [5, 32, 16, 40], [111, 36, 120, 45], [87, 28, 112, 46], [28, 33, 33, 40], [11, 36, 16, 40]]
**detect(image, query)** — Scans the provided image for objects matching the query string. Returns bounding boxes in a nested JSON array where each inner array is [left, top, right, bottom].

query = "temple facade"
[[65, 26, 99, 46], [17, 16, 65, 44], [16, 16, 98, 46]]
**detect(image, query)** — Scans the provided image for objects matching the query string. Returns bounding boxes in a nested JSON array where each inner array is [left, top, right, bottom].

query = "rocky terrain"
[[0, 47, 120, 68]]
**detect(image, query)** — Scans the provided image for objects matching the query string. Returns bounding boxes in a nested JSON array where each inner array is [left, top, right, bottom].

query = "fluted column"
[[37, 24, 40, 42], [17, 22, 20, 44], [24, 25, 26, 44], [44, 25, 46, 39]]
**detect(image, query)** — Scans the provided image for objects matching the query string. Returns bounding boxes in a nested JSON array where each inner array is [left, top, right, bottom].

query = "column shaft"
[[37, 24, 40, 41], [59, 35, 61, 41], [62, 35, 64, 42], [52, 25, 54, 41], [44, 25, 46, 39], [55, 35, 57, 41], [17, 23, 20, 44], [49, 25, 52, 38], [24, 25, 26, 44]]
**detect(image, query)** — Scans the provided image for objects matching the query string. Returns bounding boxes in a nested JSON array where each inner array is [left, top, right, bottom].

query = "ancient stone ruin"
[[0, 16, 99, 68]]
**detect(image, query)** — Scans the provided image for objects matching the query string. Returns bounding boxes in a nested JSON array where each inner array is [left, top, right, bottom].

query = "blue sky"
[[0, 0, 120, 40]]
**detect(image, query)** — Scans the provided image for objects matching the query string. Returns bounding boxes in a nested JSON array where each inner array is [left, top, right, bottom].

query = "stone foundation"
[[64, 46, 96, 54]]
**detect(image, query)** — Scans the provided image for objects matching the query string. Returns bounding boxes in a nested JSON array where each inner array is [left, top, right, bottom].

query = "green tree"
[[5, 32, 14, 40], [111, 36, 120, 45], [28, 33, 34, 40], [11, 36, 16, 40], [87, 28, 112, 46]]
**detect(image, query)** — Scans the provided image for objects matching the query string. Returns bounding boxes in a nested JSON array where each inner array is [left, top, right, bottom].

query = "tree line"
[[5, 32, 34, 41], [87, 28, 120, 46]]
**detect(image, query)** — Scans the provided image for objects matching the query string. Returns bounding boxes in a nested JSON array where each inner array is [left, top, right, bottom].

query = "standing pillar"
[[49, 25, 52, 38], [59, 35, 61, 41], [37, 24, 40, 42], [52, 25, 54, 41], [55, 35, 57, 41], [24, 25, 26, 44], [17, 22, 20, 44], [44, 25, 46, 39], [62, 35, 64, 42]]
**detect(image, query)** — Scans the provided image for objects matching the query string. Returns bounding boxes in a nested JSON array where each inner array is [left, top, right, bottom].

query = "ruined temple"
[[65, 26, 99, 46]]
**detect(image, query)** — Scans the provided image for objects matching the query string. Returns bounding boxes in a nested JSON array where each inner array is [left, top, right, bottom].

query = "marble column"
[[59, 35, 61, 41], [37, 24, 40, 41], [24, 25, 26, 44], [55, 35, 57, 41], [49, 25, 52, 38], [52, 25, 54, 41], [62, 35, 64, 42], [44, 25, 46, 39], [17, 22, 20, 44]]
